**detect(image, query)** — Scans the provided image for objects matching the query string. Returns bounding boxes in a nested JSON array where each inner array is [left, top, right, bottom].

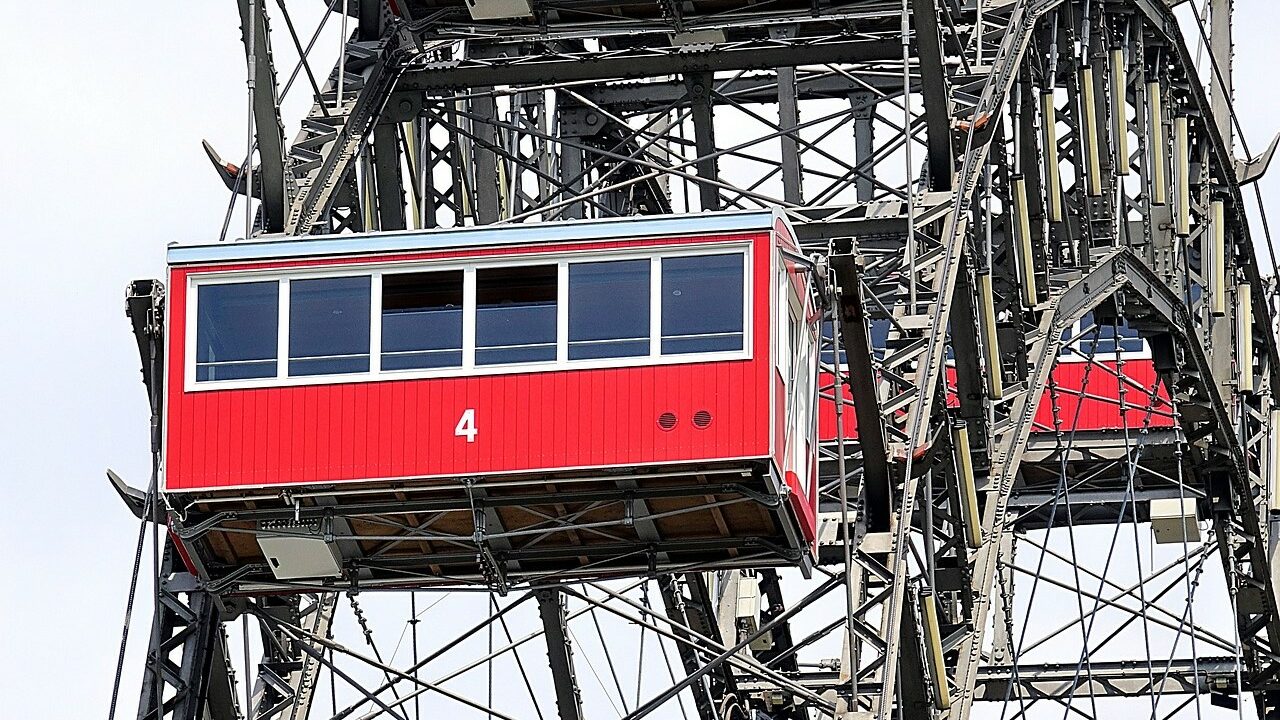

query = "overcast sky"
[[1, 2, 1277, 718], [0, 3, 342, 713]]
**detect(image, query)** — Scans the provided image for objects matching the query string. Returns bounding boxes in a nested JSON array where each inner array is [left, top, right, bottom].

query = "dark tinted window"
[[1062, 312, 1144, 356], [569, 259, 650, 360], [1082, 312, 1144, 355], [382, 271, 464, 370], [288, 276, 371, 376], [661, 254, 744, 354], [476, 266, 557, 365], [195, 281, 279, 381]]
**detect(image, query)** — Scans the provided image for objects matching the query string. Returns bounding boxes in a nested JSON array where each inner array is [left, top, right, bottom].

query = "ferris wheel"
[[108, 1, 1280, 719]]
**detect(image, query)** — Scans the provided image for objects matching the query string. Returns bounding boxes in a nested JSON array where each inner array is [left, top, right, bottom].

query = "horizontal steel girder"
[[400, 37, 904, 90], [972, 658, 1241, 699]]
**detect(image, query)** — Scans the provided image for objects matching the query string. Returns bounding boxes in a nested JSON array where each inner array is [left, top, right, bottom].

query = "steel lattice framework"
[[115, 0, 1280, 718]]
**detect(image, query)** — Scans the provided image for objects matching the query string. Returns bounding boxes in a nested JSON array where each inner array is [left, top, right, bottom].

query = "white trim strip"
[[369, 273, 383, 374], [557, 262, 569, 364], [276, 278, 290, 380], [457, 267, 473, 369], [649, 256, 662, 358]]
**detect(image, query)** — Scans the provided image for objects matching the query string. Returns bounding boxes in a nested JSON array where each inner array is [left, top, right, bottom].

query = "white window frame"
[[184, 241, 753, 392], [283, 274, 375, 378], [184, 276, 285, 388], [472, 261, 561, 367], [655, 249, 752, 359]]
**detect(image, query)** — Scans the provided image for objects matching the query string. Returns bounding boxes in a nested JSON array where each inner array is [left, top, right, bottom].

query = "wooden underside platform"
[[167, 459, 812, 594]]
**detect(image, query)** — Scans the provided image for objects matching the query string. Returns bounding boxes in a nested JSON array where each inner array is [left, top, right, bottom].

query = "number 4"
[[455, 408, 478, 443]]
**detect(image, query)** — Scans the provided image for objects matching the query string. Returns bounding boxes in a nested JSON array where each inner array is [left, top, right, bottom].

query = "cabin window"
[[568, 259, 651, 359], [288, 276, 371, 376], [195, 281, 279, 381], [476, 265, 558, 365], [188, 243, 751, 389], [382, 271, 464, 370], [1082, 317, 1144, 355], [660, 253, 745, 354], [1061, 311, 1146, 358]]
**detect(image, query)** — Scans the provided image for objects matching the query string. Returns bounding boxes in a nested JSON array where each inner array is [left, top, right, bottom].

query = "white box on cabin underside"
[[1150, 497, 1201, 544], [257, 535, 343, 580], [465, 0, 532, 20]]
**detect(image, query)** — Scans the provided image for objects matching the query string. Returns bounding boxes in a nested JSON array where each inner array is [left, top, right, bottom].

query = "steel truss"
[[121, 0, 1280, 718]]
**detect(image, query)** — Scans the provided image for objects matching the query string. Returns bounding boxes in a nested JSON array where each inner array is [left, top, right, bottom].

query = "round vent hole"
[[657, 412, 678, 431], [692, 410, 713, 429]]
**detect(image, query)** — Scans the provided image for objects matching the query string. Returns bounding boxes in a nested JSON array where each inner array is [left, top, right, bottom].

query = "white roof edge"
[[168, 210, 782, 266]]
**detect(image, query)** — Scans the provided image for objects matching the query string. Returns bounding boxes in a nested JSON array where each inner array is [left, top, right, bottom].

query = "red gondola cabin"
[[160, 211, 821, 590]]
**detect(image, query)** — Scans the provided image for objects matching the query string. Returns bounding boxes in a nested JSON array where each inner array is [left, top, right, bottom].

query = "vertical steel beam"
[[989, 531, 1016, 666], [1210, 0, 1233, 156], [950, 259, 988, 433], [559, 142, 587, 220], [658, 575, 719, 720], [851, 91, 876, 203], [237, 0, 291, 232], [684, 73, 720, 211], [911, 0, 955, 191], [371, 124, 407, 230], [357, 0, 382, 42], [137, 547, 238, 720], [682, 572, 739, 701], [754, 570, 800, 673], [830, 249, 892, 531], [897, 596, 933, 715], [470, 91, 503, 223], [250, 594, 337, 720], [537, 589, 584, 720], [773, 27, 804, 205]]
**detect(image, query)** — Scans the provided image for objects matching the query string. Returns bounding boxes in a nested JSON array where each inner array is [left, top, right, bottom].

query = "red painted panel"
[[164, 232, 777, 491], [817, 359, 1176, 442], [817, 368, 958, 441], [818, 373, 858, 441], [1030, 359, 1176, 431], [784, 469, 817, 544]]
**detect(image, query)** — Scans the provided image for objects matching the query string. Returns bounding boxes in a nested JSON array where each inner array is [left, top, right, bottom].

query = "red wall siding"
[[818, 374, 858, 441], [817, 368, 959, 441], [164, 233, 775, 491], [1030, 359, 1176, 431], [817, 360, 1176, 442]]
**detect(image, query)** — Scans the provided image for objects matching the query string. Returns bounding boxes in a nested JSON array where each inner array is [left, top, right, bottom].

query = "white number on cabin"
[[455, 408, 478, 443]]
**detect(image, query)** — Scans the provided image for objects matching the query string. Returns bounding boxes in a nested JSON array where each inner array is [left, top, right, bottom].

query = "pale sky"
[[1, 2, 1278, 718]]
